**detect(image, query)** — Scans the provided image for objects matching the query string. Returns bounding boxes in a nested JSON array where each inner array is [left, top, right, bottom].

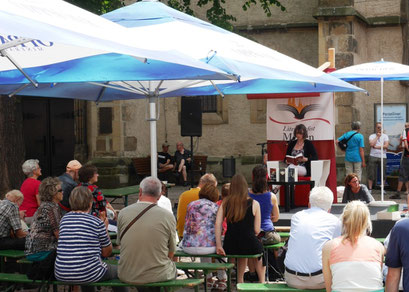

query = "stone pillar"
[[314, 0, 365, 183]]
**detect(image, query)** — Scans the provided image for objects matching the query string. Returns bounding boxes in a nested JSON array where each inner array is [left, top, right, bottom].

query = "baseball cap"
[[66, 160, 82, 171], [162, 142, 170, 147]]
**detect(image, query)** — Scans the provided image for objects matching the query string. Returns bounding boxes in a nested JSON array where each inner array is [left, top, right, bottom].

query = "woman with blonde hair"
[[322, 201, 384, 292], [216, 174, 264, 283]]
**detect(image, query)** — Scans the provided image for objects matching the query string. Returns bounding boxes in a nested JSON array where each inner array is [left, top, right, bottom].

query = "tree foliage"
[[66, 0, 285, 30], [65, 0, 125, 14]]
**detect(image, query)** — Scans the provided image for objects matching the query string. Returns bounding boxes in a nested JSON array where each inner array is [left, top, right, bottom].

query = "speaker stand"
[[189, 136, 195, 188]]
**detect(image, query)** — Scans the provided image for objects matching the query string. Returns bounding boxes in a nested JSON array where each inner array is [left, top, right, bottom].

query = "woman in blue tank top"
[[246, 165, 281, 281], [249, 165, 280, 237]]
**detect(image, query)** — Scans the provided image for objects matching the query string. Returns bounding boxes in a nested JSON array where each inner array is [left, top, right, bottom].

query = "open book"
[[285, 153, 304, 165]]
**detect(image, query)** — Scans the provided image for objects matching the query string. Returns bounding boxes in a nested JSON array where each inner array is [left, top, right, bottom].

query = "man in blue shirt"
[[385, 218, 409, 291], [337, 121, 366, 180], [284, 186, 341, 289]]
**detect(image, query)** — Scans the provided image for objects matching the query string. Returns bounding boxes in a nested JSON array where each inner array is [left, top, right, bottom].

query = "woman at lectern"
[[285, 124, 318, 177]]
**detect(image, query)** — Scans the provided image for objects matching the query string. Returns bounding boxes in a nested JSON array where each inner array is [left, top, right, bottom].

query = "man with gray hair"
[[117, 177, 177, 285], [284, 186, 341, 289], [337, 121, 366, 180]]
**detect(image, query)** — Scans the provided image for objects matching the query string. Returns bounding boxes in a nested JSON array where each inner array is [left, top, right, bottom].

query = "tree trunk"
[[0, 95, 25, 198]]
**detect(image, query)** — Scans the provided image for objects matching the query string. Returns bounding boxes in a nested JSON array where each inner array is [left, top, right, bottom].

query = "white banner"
[[267, 92, 334, 141]]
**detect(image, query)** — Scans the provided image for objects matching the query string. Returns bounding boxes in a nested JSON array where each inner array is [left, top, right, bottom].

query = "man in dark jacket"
[[58, 160, 82, 214]]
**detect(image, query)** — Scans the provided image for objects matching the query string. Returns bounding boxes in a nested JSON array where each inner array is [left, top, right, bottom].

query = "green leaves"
[[65, 0, 125, 15], [67, 0, 286, 30]]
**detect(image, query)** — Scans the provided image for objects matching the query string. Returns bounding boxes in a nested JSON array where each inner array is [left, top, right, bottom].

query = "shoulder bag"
[[338, 131, 358, 151], [120, 203, 156, 241]]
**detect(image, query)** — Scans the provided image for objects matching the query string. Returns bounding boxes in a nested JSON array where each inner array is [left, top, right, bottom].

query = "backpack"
[[338, 132, 358, 151]]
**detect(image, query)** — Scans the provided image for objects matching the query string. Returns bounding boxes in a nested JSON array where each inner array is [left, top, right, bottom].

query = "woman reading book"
[[285, 124, 318, 177]]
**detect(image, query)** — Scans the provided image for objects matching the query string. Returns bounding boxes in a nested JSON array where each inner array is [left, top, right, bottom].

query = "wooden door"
[[22, 97, 75, 177]]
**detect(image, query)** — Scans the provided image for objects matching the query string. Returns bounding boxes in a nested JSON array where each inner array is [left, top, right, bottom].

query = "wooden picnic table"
[[102, 183, 176, 207], [102, 185, 139, 207]]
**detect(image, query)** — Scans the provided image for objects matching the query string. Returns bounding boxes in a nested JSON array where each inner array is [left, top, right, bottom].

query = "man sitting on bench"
[[174, 142, 192, 186], [117, 177, 177, 287], [0, 190, 27, 250], [158, 142, 174, 174], [284, 186, 341, 290]]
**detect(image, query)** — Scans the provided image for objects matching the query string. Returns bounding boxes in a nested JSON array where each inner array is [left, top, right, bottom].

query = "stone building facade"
[[85, 0, 409, 187]]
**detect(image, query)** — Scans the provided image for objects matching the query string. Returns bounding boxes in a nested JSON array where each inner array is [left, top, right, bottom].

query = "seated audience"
[[182, 184, 226, 288], [55, 186, 126, 292], [285, 124, 318, 177], [0, 190, 27, 250], [20, 159, 42, 224], [247, 165, 280, 282], [217, 183, 230, 236], [158, 142, 174, 173], [158, 182, 173, 213], [25, 177, 62, 258], [117, 177, 176, 284], [284, 186, 341, 289], [174, 141, 192, 186], [78, 164, 116, 221], [385, 212, 409, 291], [322, 201, 384, 292], [176, 173, 217, 238], [216, 174, 264, 283], [249, 165, 280, 244], [58, 159, 82, 215], [342, 173, 374, 203]]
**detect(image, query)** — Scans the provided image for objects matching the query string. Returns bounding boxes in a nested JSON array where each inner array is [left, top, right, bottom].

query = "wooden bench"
[[103, 259, 234, 292], [175, 262, 234, 292], [132, 156, 208, 184], [132, 157, 151, 179], [174, 250, 262, 260], [0, 272, 203, 292], [0, 250, 25, 272], [237, 283, 325, 292]]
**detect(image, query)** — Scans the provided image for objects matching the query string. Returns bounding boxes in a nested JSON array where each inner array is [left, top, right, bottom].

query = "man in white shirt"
[[367, 122, 389, 192], [284, 186, 341, 289]]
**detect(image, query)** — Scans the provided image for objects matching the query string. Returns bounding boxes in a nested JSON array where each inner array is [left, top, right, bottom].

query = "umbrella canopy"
[[95, 0, 362, 97], [0, 0, 364, 177], [330, 60, 409, 81], [0, 0, 231, 89], [330, 59, 409, 202], [0, 0, 233, 69]]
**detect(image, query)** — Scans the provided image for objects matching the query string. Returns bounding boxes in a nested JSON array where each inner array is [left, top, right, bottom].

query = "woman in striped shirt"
[[54, 186, 127, 292]]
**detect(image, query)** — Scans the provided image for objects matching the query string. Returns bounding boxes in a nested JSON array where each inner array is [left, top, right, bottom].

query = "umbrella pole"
[[381, 77, 384, 201], [149, 95, 158, 178]]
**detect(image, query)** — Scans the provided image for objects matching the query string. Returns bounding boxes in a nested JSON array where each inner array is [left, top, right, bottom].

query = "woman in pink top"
[[322, 201, 385, 292], [20, 159, 42, 225]]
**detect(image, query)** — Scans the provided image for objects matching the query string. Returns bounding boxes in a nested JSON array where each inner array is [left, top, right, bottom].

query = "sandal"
[[215, 279, 227, 291]]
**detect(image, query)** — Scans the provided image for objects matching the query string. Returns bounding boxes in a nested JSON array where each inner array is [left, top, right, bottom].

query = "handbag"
[[338, 132, 358, 151], [120, 203, 156, 241], [27, 249, 57, 281], [260, 230, 281, 245]]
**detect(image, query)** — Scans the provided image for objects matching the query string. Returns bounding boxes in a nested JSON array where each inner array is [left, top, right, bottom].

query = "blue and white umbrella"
[[331, 59, 409, 202], [0, 0, 364, 176]]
